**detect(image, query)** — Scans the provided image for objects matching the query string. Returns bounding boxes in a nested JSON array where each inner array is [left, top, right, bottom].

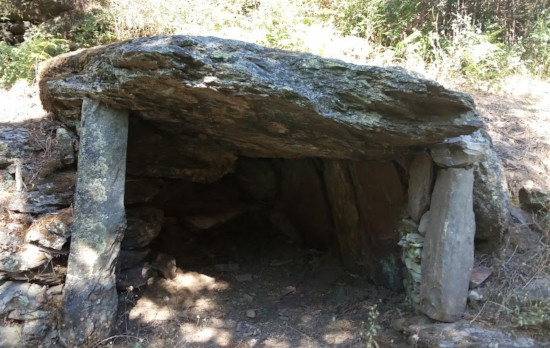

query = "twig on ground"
[[470, 300, 489, 324], [89, 334, 144, 348], [279, 322, 315, 341]]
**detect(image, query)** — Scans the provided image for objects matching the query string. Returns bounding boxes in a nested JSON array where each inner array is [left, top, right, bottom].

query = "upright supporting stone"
[[407, 154, 434, 222], [420, 167, 475, 322], [323, 160, 362, 268], [60, 98, 129, 346]]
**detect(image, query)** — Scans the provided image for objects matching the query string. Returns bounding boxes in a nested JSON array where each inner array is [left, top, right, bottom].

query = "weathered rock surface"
[[0, 281, 49, 318], [0, 281, 62, 348], [405, 322, 536, 348], [121, 206, 164, 250], [126, 115, 238, 182], [25, 207, 73, 250], [118, 248, 150, 271], [407, 154, 434, 222], [518, 276, 550, 303], [30, 35, 510, 346], [60, 99, 128, 346], [469, 266, 492, 289], [1, 121, 75, 215], [323, 160, 362, 268], [0, 120, 73, 288], [349, 160, 405, 290], [40, 35, 482, 181], [430, 133, 489, 168], [0, 325, 23, 348], [418, 211, 431, 236], [7, 188, 73, 214], [420, 167, 475, 322], [277, 159, 333, 249], [472, 131, 510, 240], [235, 157, 278, 202], [0, 215, 59, 273], [519, 181, 550, 213], [0, 242, 51, 272], [36, 128, 75, 177], [6, 170, 75, 214], [398, 232, 424, 305]]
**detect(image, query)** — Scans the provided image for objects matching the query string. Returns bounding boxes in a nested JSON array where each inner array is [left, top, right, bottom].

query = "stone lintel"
[[60, 98, 128, 346]]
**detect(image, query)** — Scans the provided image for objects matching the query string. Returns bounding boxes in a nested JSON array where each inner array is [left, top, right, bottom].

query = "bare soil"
[[113, 225, 410, 348]]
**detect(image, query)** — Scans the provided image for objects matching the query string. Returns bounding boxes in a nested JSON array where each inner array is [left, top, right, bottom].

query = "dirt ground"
[[2, 76, 550, 348], [112, 223, 410, 348]]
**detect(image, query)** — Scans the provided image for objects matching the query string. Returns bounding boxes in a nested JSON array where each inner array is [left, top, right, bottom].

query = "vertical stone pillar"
[[407, 154, 434, 222], [60, 98, 129, 346], [419, 167, 475, 322], [323, 160, 362, 267]]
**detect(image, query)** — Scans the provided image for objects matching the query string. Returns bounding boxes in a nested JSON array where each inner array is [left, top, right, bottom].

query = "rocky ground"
[[1, 77, 549, 347]]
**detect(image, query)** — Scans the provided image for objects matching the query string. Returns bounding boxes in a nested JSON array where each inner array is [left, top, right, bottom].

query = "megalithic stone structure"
[[33, 35, 512, 345], [59, 98, 129, 346]]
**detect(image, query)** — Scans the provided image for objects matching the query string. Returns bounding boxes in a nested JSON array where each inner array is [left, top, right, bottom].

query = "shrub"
[[67, 9, 117, 47], [0, 29, 70, 87], [522, 11, 550, 78]]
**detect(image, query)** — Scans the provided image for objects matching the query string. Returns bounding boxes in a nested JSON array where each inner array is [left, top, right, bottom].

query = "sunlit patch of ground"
[[0, 80, 47, 123], [110, 228, 408, 348]]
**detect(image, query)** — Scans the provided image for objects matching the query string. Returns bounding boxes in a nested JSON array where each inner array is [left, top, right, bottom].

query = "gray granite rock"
[[60, 98, 129, 346], [407, 154, 434, 222], [431, 132, 489, 168], [473, 131, 510, 240], [121, 206, 164, 250], [406, 322, 536, 348], [420, 167, 475, 322], [25, 208, 72, 250]]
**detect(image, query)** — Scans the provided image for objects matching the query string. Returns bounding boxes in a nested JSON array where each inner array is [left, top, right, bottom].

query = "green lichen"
[[211, 51, 232, 62]]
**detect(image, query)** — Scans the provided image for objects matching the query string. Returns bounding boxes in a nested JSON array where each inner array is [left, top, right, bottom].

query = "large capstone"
[[39, 35, 482, 173]]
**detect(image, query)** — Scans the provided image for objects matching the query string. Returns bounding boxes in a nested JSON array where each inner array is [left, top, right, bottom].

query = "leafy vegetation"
[[0, 29, 70, 86], [1, 0, 549, 87]]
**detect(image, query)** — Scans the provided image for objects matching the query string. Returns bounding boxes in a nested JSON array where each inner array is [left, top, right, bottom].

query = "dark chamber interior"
[[120, 115, 411, 293]]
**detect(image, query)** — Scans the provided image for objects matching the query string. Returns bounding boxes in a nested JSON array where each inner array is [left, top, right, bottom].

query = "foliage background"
[[1, 0, 549, 87]]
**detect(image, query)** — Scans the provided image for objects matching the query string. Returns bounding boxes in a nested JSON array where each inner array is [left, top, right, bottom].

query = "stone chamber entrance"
[[114, 114, 411, 346], [34, 35, 511, 347]]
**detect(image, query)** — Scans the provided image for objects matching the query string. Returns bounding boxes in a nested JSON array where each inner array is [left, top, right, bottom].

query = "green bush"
[[333, 0, 385, 42], [0, 29, 70, 86], [522, 11, 550, 78], [68, 10, 117, 48]]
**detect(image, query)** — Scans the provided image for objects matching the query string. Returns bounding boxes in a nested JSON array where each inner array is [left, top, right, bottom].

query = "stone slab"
[[60, 98, 129, 346], [469, 266, 492, 289], [420, 167, 475, 322], [407, 154, 433, 222]]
